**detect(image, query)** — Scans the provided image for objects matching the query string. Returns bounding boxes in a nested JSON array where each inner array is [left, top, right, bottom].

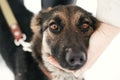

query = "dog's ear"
[[30, 7, 52, 63], [31, 7, 52, 33], [89, 14, 101, 30]]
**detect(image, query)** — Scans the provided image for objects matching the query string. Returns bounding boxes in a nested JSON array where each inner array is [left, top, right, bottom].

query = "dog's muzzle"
[[47, 56, 84, 77], [65, 48, 87, 70]]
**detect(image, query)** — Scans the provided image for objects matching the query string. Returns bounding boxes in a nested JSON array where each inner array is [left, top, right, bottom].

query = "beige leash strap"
[[0, 0, 23, 40], [0, 0, 32, 52], [0, 0, 17, 26]]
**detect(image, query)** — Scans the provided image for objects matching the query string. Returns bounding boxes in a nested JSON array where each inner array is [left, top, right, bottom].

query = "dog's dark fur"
[[0, 0, 48, 80], [31, 5, 100, 80]]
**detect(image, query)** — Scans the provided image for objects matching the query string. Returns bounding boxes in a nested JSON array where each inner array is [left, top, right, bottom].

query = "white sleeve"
[[84, 32, 120, 80]]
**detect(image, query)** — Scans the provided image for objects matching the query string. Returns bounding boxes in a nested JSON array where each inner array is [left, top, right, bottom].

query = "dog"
[[31, 5, 100, 80]]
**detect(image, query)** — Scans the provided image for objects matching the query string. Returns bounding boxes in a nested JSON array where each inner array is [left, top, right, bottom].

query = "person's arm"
[[80, 22, 120, 73]]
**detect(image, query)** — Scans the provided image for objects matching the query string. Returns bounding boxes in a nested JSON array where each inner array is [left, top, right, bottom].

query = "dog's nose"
[[65, 48, 86, 69]]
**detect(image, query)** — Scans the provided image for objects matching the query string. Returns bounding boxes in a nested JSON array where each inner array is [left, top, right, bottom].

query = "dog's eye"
[[82, 23, 89, 29], [80, 23, 90, 33], [49, 22, 61, 33], [50, 24, 58, 30]]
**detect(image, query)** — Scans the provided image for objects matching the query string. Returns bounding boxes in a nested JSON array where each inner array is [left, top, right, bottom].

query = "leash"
[[0, 0, 32, 52]]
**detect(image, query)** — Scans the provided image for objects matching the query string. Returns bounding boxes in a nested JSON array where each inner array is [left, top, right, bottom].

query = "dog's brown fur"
[[31, 5, 100, 80]]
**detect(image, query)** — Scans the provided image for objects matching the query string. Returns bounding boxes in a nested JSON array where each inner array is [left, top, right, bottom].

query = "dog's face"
[[31, 5, 99, 71]]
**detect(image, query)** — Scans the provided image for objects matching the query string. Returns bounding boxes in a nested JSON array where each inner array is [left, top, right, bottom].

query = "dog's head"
[[31, 5, 99, 71]]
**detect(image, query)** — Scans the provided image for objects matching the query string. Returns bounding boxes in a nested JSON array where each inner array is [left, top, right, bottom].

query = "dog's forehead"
[[51, 6, 84, 19], [45, 5, 88, 26]]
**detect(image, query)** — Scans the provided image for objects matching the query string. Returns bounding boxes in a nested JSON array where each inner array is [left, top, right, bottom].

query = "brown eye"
[[50, 24, 58, 30], [49, 22, 62, 34], [80, 23, 90, 33], [82, 23, 89, 29]]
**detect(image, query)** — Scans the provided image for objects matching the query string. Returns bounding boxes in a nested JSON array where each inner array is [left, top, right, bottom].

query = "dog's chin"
[[64, 65, 83, 71]]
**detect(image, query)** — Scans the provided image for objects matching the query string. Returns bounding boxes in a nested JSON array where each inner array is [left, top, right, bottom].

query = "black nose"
[[65, 48, 86, 69]]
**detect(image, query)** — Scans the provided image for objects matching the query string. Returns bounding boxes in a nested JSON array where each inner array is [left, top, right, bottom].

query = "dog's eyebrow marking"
[[48, 16, 62, 25], [49, 19, 55, 24], [73, 11, 83, 24], [52, 11, 68, 22]]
